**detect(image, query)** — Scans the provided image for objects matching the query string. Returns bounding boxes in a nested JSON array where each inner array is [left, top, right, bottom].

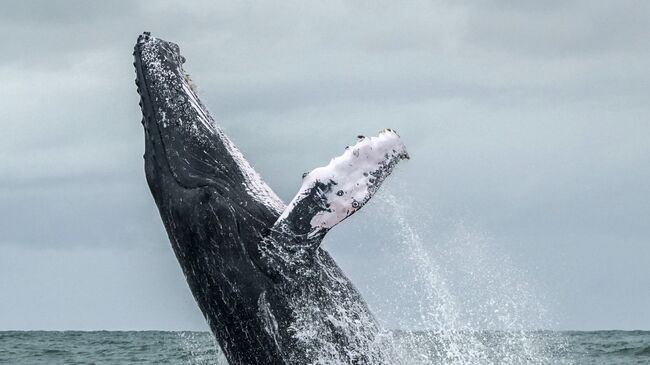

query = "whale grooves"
[[133, 32, 409, 365]]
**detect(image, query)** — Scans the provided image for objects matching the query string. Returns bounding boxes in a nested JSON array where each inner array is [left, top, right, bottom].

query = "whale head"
[[133, 32, 284, 214]]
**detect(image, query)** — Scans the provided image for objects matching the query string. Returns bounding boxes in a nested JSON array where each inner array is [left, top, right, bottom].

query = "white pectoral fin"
[[277, 129, 409, 237], [255, 129, 408, 280]]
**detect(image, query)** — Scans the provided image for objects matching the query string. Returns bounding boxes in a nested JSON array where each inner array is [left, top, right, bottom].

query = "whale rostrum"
[[133, 32, 408, 365]]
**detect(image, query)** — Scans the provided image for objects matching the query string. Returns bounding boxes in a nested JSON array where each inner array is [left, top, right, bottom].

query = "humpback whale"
[[133, 32, 408, 364]]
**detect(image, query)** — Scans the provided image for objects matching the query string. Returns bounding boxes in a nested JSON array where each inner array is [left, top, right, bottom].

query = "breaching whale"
[[133, 32, 408, 365]]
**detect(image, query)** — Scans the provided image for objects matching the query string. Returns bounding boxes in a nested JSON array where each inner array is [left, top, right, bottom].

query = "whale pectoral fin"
[[280, 129, 409, 237], [254, 129, 409, 280]]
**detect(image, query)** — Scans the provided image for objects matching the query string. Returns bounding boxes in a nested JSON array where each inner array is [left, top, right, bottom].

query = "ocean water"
[[1, 330, 648, 364]]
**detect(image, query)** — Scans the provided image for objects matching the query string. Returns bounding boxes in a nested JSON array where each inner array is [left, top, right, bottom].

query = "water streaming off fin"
[[365, 192, 572, 364]]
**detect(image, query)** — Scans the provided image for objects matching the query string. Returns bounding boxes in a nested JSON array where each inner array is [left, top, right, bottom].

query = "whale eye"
[[352, 201, 360, 208], [336, 190, 344, 196]]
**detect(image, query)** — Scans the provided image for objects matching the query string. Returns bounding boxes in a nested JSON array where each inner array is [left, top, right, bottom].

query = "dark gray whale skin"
[[133, 33, 405, 365]]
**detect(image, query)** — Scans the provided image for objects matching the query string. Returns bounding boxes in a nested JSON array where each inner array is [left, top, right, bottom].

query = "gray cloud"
[[466, 1, 650, 56]]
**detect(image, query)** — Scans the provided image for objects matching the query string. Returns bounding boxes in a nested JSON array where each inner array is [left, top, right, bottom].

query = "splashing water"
[[173, 190, 573, 365], [376, 192, 571, 365], [177, 332, 227, 365]]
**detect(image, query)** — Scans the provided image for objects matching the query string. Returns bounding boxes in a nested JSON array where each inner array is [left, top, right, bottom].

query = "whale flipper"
[[255, 130, 409, 281]]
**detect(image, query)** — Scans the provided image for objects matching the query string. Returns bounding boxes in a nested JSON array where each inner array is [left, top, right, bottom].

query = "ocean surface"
[[1, 330, 648, 364]]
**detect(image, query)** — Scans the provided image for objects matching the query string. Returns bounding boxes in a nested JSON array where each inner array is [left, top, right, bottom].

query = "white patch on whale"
[[280, 129, 409, 234]]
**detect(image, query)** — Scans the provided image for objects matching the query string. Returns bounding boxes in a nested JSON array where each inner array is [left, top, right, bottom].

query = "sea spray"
[[177, 331, 226, 365], [376, 192, 570, 364]]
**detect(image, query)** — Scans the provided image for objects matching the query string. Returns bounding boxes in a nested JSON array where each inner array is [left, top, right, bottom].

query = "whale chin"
[[134, 32, 407, 364]]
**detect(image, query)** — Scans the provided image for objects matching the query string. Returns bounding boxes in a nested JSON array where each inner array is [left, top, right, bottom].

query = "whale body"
[[133, 32, 408, 365]]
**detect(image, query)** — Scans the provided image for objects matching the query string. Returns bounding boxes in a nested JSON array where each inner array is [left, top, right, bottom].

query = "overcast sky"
[[1, 0, 649, 331]]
